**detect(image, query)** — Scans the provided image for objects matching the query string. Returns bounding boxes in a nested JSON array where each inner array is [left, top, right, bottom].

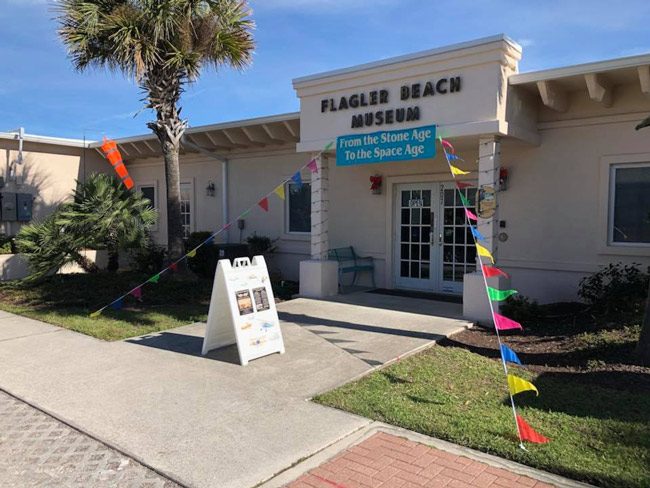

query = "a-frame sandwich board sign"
[[202, 256, 285, 365]]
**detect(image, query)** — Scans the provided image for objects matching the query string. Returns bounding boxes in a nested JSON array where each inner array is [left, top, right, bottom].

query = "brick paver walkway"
[[0, 390, 179, 487], [287, 432, 556, 488]]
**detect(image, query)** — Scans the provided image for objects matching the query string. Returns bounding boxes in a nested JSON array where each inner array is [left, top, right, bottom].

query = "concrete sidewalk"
[[0, 296, 470, 488]]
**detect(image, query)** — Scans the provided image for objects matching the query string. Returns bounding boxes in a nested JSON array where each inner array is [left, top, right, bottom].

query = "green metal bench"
[[328, 246, 376, 288]]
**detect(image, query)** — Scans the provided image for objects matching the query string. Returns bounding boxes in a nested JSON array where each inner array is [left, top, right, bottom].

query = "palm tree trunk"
[[162, 138, 185, 260], [635, 283, 650, 365]]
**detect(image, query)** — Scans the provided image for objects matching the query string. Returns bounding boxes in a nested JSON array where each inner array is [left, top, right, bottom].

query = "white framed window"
[[137, 181, 158, 231], [180, 180, 194, 239], [285, 181, 311, 234], [608, 163, 650, 246]]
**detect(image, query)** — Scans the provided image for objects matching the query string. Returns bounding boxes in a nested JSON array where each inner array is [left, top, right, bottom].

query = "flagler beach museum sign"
[[336, 125, 437, 166], [202, 256, 285, 365], [320, 76, 461, 129]]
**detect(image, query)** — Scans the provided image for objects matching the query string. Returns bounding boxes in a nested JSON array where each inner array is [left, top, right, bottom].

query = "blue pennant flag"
[[204, 235, 214, 245], [470, 226, 486, 242], [291, 171, 303, 188], [111, 298, 124, 311], [500, 344, 522, 366], [447, 153, 460, 161]]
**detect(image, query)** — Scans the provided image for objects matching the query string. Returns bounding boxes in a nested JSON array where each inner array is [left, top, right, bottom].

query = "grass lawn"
[[0, 271, 299, 341], [0, 272, 213, 340], [315, 321, 650, 488]]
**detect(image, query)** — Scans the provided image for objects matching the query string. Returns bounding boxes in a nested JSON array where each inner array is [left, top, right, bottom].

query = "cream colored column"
[[463, 135, 505, 324], [477, 135, 501, 259], [311, 153, 329, 260], [299, 153, 338, 298]]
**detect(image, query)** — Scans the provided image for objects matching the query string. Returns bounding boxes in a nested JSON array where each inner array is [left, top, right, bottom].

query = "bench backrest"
[[328, 246, 356, 262]]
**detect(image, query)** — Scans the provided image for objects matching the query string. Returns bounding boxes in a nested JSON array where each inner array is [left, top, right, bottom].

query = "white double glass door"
[[394, 182, 477, 294]]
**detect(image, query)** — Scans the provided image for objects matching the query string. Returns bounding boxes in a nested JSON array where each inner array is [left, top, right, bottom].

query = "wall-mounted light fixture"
[[206, 181, 216, 197]]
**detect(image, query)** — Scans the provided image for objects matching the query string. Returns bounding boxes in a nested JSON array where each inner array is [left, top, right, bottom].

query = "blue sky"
[[1, 0, 650, 140]]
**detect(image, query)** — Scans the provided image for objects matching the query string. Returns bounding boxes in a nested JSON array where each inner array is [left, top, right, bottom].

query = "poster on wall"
[[478, 185, 496, 219], [336, 125, 436, 166], [202, 256, 285, 365]]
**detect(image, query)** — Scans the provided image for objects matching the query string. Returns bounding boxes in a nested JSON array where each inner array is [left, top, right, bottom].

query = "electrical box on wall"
[[1, 192, 17, 221], [16, 193, 33, 222]]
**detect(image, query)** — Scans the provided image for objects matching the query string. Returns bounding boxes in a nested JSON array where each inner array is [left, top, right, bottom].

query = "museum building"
[[1, 35, 650, 320]]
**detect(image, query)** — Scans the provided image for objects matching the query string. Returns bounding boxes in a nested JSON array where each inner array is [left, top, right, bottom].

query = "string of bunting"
[[89, 142, 333, 319], [438, 135, 550, 448]]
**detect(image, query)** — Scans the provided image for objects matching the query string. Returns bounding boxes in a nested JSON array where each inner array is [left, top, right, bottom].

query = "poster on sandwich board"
[[202, 256, 285, 365]]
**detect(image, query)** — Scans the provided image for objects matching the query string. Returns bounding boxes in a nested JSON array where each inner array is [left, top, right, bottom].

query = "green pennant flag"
[[487, 287, 517, 301], [324, 141, 335, 151], [459, 193, 470, 207], [148, 274, 161, 284]]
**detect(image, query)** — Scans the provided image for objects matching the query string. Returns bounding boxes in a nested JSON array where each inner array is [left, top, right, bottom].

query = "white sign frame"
[[202, 256, 285, 365]]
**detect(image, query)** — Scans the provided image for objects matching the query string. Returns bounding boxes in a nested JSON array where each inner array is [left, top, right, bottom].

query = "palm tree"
[[58, 173, 157, 271], [15, 209, 100, 281], [56, 0, 255, 260]]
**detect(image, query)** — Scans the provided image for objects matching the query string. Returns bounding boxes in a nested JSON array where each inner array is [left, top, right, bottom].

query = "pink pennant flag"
[[440, 139, 455, 153], [258, 197, 269, 212], [307, 159, 319, 173], [131, 287, 142, 300], [456, 181, 474, 189], [494, 313, 523, 331], [465, 208, 478, 221], [223, 222, 232, 230]]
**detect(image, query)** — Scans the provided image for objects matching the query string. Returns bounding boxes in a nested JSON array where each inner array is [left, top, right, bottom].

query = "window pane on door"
[[180, 182, 192, 239]]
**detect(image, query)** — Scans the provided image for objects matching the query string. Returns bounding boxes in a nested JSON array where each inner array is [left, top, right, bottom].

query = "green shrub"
[[0, 234, 14, 254], [578, 262, 649, 319], [246, 234, 277, 256], [501, 295, 545, 325], [129, 240, 167, 274], [186, 231, 219, 279]]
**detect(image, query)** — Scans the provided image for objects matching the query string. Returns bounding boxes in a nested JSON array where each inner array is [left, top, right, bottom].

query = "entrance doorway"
[[394, 182, 477, 294]]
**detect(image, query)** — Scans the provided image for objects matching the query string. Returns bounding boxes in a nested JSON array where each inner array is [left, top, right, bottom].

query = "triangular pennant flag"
[[465, 209, 478, 221], [483, 265, 509, 278], [516, 415, 550, 444], [459, 193, 470, 207], [450, 164, 470, 176], [307, 159, 319, 173], [111, 298, 124, 311], [456, 181, 474, 189], [89, 310, 102, 319], [476, 242, 494, 263], [494, 312, 523, 331], [508, 374, 538, 396], [240, 210, 251, 218], [446, 153, 461, 161], [470, 226, 486, 242], [500, 344, 522, 365], [169, 263, 178, 272], [258, 197, 269, 212], [131, 287, 142, 300], [487, 287, 517, 301], [324, 141, 335, 151], [187, 249, 197, 258], [274, 185, 285, 200], [291, 171, 303, 188], [148, 274, 161, 284], [440, 138, 455, 153], [223, 222, 232, 230], [204, 236, 214, 245]]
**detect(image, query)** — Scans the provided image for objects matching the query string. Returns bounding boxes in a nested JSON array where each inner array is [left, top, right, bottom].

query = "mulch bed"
[[439, 316, 650, 393]]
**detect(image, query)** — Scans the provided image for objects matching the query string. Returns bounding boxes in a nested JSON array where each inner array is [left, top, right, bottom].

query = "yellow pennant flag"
[[476, 243, 495, 263], [187, 249, 197, 258], [89, 310, 102, 319], [274, 185, 285, 200], [508, 374, 539, 396], [450, 164, 470, 176]]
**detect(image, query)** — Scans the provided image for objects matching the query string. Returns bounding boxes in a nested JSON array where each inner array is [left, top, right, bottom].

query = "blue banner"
[[336, 125, 436, 166]]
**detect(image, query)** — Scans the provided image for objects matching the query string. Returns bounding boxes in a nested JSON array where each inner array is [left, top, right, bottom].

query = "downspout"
[[222, 159, 229, 243]]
